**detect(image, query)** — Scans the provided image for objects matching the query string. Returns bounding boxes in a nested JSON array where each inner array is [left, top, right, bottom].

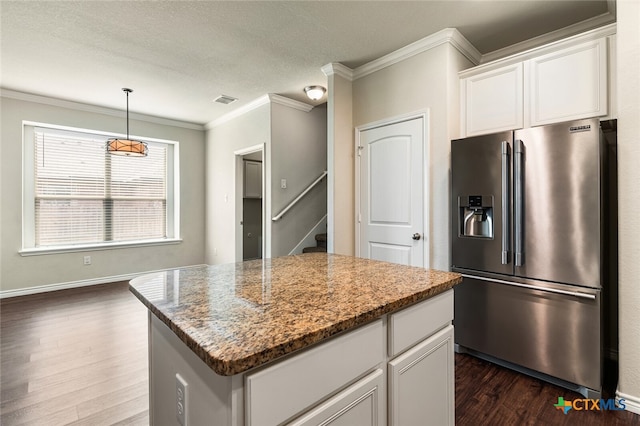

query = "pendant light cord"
[[123, 88, 132, 139]]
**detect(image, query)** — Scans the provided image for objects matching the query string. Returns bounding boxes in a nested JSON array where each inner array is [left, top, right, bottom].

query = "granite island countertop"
[[129, 253, 462, 376]]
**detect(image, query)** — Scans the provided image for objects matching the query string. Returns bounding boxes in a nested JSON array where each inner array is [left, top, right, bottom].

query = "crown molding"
[[480, 14, 617, 64], [463, 22, 618, 75], [353, 28, 481, 80], [321, 63, 354, 81], [206, 94, 271, 129], [206, 94, 313, 129], [448, 29, 483, 66], [268, 94, 313, 112], [0, 88, 204, 131]]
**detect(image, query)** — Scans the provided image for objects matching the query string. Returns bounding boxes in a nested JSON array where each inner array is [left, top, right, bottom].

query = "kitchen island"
[[130, 253, 461, 426]]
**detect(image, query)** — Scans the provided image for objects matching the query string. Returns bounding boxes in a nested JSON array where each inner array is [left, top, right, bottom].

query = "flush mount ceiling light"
[[107, 88, 148, 157], [304, 85, 326, 101]]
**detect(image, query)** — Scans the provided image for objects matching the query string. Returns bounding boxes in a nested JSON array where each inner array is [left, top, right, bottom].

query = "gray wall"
[[205, 101, 327, 263], [0, 96, 206, 294], [271, 103, 327, 257], [205, 104, 270, 265]]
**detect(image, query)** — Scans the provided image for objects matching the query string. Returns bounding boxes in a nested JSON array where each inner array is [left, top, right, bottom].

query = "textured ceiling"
[[0, 1, 613, 126]]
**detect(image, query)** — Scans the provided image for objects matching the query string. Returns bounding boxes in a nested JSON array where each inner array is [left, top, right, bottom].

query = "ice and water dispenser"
[[458, 195, 494, 238]]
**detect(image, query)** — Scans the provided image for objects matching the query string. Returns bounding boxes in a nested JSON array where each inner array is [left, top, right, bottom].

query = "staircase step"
[[302, 246, 327, 254], [315, 233, 327, 249]]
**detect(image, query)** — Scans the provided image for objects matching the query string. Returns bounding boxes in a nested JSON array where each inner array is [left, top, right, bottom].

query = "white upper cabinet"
[[244, 160, 262, 198], [461, 63, 523, 136], [528, 38, 607, 126], [459, 25, 614, 137]]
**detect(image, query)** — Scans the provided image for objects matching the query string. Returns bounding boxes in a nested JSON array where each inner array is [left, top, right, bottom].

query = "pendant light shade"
[[107, 88, 148, 157]]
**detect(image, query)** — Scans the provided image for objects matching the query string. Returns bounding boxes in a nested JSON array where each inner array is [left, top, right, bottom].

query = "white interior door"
[[358, 117, 425, 267]]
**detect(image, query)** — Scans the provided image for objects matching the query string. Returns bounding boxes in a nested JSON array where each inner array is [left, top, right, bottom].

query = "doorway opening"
[[235, 145, 265, 262]]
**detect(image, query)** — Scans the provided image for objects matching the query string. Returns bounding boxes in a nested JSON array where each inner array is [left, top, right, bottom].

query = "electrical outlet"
[[176, 373, 188, 426], [83, 255, 91, 265], [281, 179, 287, 189]]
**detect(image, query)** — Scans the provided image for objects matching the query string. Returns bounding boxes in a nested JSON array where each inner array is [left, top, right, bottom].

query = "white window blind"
[[24, 125, 177, 250]]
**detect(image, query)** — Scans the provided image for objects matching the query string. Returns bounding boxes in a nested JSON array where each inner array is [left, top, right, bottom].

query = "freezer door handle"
[[514, 139, 524, 267], [501, 141, 510, 265], [460, 274, 597, 300]]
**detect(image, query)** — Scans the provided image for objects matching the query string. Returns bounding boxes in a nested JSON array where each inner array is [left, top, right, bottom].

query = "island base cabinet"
[[145, 289, 455, 426], [288, 369, 385, 426], [388, 325, 455, 426], [149, 313, 244, 426]]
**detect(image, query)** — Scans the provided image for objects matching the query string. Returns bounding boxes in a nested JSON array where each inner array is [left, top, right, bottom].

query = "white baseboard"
[[617, 390, 640, 415], [0, 264, 207, 299]]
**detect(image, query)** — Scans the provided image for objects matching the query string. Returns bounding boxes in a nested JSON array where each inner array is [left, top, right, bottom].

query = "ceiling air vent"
[[213, 95, 238, 105]]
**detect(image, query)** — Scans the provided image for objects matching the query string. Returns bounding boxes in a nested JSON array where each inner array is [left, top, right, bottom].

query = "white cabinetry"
[[244, 160, 262, 198], [149, 290, 455, 426], [388, 325, 454, 426], [528, 38, 607, 126], [461, 63, 523, 136], [460, 26, 614, 137], [288, 369, 384, 426], [245, 320, 384, 426]]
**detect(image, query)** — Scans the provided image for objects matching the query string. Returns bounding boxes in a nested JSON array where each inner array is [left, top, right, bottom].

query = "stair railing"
[[272, 170, 328, 221]]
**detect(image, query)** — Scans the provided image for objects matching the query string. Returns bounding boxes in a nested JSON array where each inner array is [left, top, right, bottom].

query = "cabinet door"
[[528, 38, 607, 126], [388, 325, 454, 426], [244, 161, 262, 198], [461, 63, 523, 136], [288, 369, 384, 426]]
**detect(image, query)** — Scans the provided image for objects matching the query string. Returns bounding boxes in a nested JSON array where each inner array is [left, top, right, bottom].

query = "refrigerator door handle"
[[501, 141, 510, 265], [460, 274, 597, 300], [514, 139, 524, 267]]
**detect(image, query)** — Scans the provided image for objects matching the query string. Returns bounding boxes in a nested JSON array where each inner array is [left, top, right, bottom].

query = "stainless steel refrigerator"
[[451, 117, 617, 398]]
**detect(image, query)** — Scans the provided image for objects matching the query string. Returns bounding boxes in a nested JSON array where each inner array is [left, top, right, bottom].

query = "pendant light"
[[107, 88, 148, 157]]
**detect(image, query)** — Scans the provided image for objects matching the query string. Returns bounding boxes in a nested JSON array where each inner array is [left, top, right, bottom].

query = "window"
[[22, 123, 180, 254]]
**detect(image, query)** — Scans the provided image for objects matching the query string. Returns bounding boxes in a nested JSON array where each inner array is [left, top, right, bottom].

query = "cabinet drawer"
[[388, 290, 453, 357], [288, 369, 384, 426], [245, 320, 384, 426]]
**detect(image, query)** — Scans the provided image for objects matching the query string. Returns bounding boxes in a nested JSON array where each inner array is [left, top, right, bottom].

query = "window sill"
[[19, 238, 182, 256]]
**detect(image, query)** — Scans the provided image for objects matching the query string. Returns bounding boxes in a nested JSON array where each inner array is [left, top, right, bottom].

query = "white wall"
[[0, 96, 206, 294], [350, 44, 474, 270], [205, 104, 270, 265], [270, 103, 327, 256], [616, 0, 640, 412]]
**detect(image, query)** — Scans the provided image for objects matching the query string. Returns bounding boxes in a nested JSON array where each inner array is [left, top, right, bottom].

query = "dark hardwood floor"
[[1, 282, 639, 425], [456, 353, 639, 426]]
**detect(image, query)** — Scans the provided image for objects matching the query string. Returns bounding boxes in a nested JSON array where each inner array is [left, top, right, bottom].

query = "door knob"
[[412, 233, 421, 241]]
